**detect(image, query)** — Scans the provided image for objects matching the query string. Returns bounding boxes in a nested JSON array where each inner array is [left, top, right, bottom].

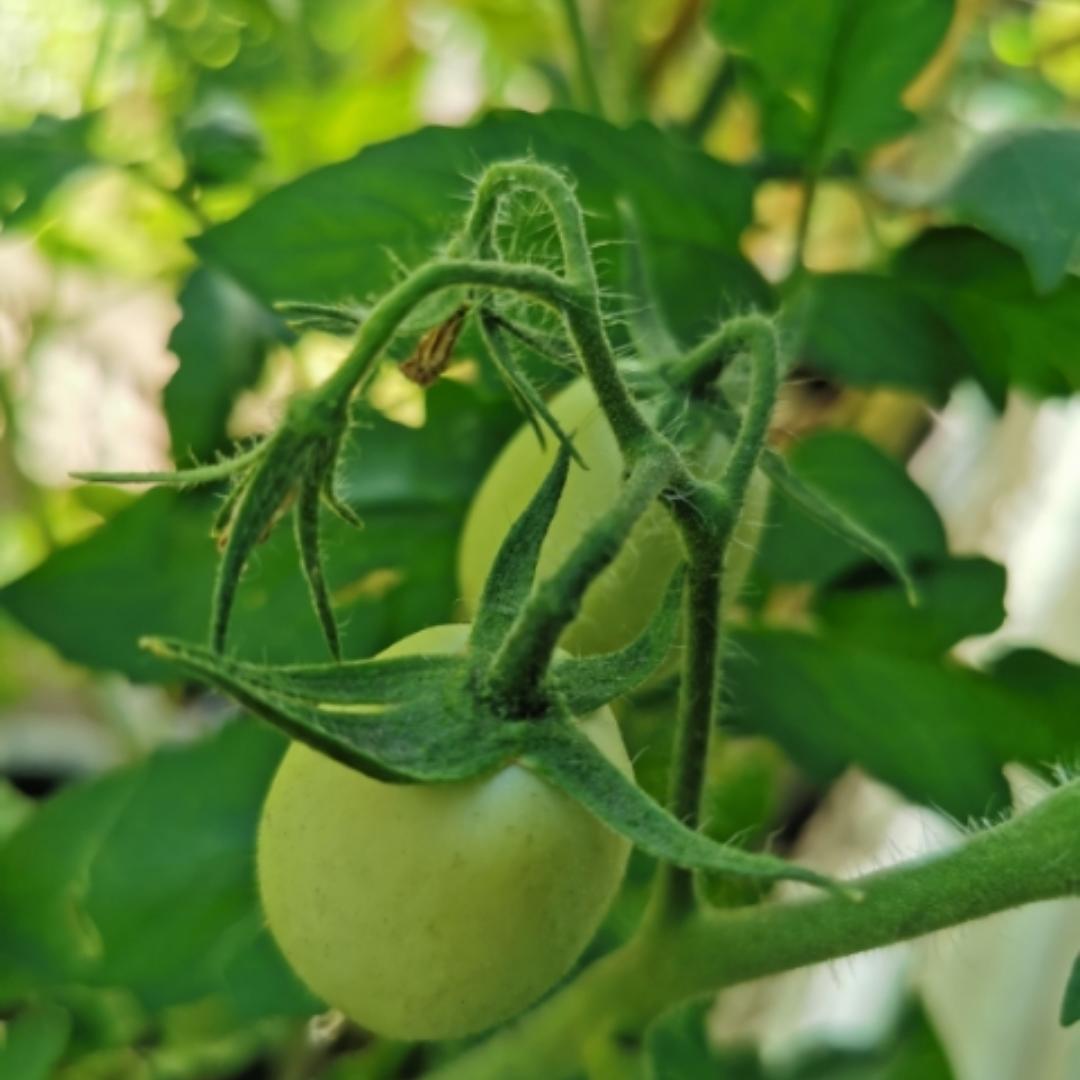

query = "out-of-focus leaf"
[[194, 109, 769, 345], [786, 274, 966, 402], [894, 228, 1080, 403], [947, 127, 1080, 294], [1, 381, 514, 681], [0, 1004, 71, 1080], [727, 629, 1080, 818], [0, 114, 97, 225], [755, 431, 946, 588], [164, 268, 288, 461], [179, 101, 264, 187], [0, 721, 314, 1015], [0, 779, 34, 844], [710, 0, 953, 157], [814, 556, 1007, 657], [1062, 953, 1080, 1027]]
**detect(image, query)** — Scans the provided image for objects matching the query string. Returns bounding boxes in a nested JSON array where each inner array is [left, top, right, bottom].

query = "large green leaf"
[[785, 273, 966, 402], [0, 721, 314, 1015], [193, 109, 768, 344], [894, 228, 1080, 402], [1, 381, 514, 681], [726, 629, 1080, 818], [710, 0, 953, 157], [164, 268, 289, 461], [755, 431, 947, 588], [947, 127, 1080, 294]]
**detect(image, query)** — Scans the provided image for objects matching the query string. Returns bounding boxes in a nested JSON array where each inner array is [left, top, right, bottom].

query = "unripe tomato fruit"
[[458, 378, 770, 655], [257, 625, 633, 1040]]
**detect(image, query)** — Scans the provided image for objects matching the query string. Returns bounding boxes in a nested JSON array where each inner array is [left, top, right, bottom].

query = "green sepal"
[[553, 566, 684, 714], [469, 441, 573, 659], [142, 637, 514, 784], [274, 299, 364, 336], [1062, 953, 1080, 1027], [71, 442, 265, 488], [477, 309, 585, 465], [146, 639, 463, 705], [294, 470, 341, 660], [520, 720, 845, 894]]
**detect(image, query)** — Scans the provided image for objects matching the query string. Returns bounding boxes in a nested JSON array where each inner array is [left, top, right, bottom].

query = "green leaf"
[[710, 0, 953, 157], [0, 1004, 71, 1080], [894, 228, 1080, 402], [0, 721, 312, 1014], [164, 268, 287, 461], [785, 273, 966, 402], [194, 110, 768, 345], [947, 127, 1080, 294], [553, 567, 684, 714], [522, 722, 843, 893], [814, 557, 1006, 657], [0, 113, 96, 225], [727, 629, 1080, 818], [755, 431, 945, 589], [2, 382, 511, 681], [1062, 953, 1080, 1027]]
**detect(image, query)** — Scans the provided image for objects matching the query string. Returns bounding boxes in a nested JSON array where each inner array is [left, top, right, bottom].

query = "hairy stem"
[[322, 259, 576, 405], [459, 162, 656, 454], [432, 778, 1080, 1080], [485, 452, 678, 715]]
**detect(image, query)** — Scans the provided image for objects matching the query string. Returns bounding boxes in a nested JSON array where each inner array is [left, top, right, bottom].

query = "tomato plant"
[[1, 3, 1080, 1079]]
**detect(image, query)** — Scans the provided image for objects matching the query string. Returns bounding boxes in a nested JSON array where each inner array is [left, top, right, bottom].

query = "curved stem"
[[431, 778, 1080, 1080], [321, 259, 576, 404], [458, 162, 656, 455]]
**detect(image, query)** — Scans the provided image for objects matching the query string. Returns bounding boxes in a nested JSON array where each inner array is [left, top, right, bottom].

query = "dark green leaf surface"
[[787, 273, 965, 402], [948, 127, 1080, 294], [895, 228, 1080, 402], [0, 1004, 71, 1080], [727, 629, 1080, 818], [756, 431, 946, 588], [194, 110, 767, 344], [0, 113, 96, 225], [814, 556, 1006, 658], [710, 0, 953, 157], [164, 268, 288, 461], [0, 722, 313, 1014]]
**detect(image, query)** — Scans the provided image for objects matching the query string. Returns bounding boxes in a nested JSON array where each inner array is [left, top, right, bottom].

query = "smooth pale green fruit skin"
[[458, 378, 771, 656], [257, 625, 633, 1041]]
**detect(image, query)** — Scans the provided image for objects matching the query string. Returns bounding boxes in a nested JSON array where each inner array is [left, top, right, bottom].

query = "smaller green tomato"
[[257, 625, 632, 1041], [458, 378, 770, 656]]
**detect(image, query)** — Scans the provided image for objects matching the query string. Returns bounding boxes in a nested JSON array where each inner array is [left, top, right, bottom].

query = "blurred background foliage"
[[1, 0, 1080, 1077]]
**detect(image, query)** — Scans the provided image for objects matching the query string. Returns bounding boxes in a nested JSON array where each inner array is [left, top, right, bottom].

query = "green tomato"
[[458, 378, 770, 655], [257, 624, 632, 1041]]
